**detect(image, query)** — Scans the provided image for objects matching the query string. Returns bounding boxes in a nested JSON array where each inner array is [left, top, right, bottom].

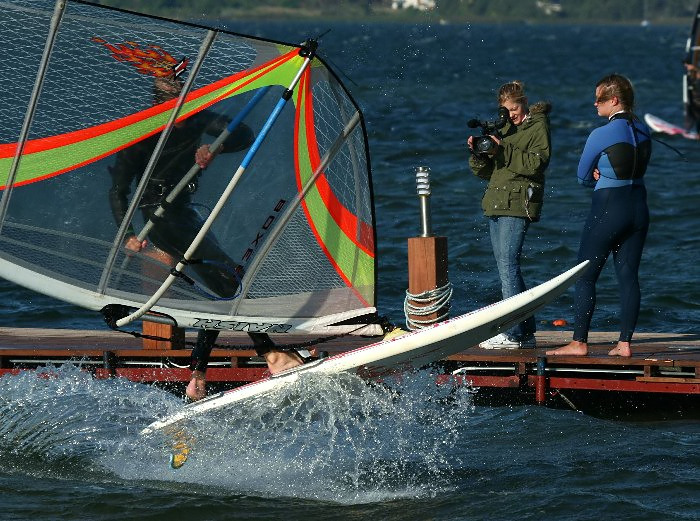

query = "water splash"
[[142, 370, 475, 503], [0, 364, 178, 477], [0, 365, 474, 503]]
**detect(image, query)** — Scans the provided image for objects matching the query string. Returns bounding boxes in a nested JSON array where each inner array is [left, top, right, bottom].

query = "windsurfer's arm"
[[577, 130, 603, 187], [195, 144, 215, 169], [196, 123, 255, 169], [222, 123, 255, 152], [109, 148, 147, 252], [124, 235, 147, 253], [202, 110, 256, 152]]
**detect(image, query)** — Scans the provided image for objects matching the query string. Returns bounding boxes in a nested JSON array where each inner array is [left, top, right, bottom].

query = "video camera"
[[468, 106, 510, 158]]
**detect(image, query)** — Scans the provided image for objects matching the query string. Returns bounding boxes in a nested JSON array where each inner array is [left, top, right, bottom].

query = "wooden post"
[[407, 236, 449, 326], [405, 166, 449, 329], [142, 321, 185, 350], [139, 246, 185, 350]]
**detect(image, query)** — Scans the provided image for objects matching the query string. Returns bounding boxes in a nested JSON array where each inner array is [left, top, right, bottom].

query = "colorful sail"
[[0, 0, 377, 335]]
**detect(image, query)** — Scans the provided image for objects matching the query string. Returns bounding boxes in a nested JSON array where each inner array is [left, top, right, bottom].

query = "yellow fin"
[[166, 427, 195, 469], [383, 327, 408, 341]]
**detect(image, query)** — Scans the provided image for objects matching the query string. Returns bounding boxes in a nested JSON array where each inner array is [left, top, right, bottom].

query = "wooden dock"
[[1, 327, 698, 419]]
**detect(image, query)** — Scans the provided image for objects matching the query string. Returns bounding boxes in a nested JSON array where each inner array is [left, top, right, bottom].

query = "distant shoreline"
[[98, 3, 687, 27]]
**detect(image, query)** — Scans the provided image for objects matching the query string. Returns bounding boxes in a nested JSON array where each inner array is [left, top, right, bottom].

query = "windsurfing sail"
[[0, 0, 379, 336], [683, 1, 700, 130]]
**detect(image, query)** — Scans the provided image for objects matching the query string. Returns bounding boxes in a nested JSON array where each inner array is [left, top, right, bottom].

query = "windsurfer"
[[683, 61, 700, 136], [110, 74, 305, 401], [110, 75, 254, 298]]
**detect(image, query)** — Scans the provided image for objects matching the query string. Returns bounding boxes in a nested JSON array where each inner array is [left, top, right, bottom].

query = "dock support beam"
[[535, 356, 547, 404]]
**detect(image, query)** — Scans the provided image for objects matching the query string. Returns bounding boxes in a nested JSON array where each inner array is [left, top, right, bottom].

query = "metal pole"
[[415, 166, 432, 237]]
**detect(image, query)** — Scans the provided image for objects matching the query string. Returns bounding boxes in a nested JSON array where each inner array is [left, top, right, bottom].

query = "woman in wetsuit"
[[548, 74, 651, 357]]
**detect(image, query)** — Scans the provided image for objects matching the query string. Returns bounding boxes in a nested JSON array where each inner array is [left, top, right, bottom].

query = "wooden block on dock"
[[142, 321, 185, 350], [407, 236, 449, 325]]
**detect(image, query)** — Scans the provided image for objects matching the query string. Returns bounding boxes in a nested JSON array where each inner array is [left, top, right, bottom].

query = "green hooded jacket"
[[469, 101, 551, 221]]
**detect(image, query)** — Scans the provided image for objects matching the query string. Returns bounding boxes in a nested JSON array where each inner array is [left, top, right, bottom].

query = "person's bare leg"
[[186, 370, 207, 400], [263, 350, 304, 374], [608, 341, 631, 357], [546, 340, 588, 356]]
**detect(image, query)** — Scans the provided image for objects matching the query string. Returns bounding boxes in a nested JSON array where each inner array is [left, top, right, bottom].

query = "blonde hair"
[[596, 74, 635, 111], [498, 80, 527, 106]]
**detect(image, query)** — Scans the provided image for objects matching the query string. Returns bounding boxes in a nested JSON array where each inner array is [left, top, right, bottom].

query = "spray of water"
[[0, 364, 474, 503]]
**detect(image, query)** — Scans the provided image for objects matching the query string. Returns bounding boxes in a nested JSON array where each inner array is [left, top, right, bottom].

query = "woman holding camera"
[[547, 74, 651, 357], [467, 80, 551, 349]]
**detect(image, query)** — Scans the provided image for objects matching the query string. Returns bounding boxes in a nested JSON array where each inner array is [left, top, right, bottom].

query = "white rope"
[[403, 281, 453, 330]]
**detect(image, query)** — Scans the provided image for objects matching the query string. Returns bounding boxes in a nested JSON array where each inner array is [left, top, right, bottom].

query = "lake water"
[[0, 19, 699, 521]]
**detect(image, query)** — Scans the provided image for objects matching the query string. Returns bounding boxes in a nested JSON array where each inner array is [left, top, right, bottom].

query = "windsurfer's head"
[[595, 74, 634, 116], [498, 80, 529, 126], [153, 76, 184, 105], [151, 56, 188, 105]]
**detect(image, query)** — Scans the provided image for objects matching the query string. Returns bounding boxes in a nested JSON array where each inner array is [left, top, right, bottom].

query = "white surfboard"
[[644, 113, 698, 139], [141, 260, 589, 436]]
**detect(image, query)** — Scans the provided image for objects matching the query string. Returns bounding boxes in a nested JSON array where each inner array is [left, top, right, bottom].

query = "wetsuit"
[[686, 71, 700, 133], [109, 110, 253, 298], [110, 110, 277, 370], [574, 112, 651, 343]]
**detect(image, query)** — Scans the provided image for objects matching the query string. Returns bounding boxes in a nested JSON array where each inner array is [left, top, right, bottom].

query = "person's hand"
[[195, 144, 214, 169], [489, 134, 501, 147], [467, 135, 474, 150], [125, 235, 147, 254], [593, 168, 600, 181]]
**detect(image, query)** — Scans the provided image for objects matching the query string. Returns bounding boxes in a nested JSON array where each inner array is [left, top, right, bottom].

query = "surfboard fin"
[[166, 427, 195, 469]]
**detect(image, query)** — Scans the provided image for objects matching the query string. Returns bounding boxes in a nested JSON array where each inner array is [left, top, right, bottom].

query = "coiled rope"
[[403, 281, 453, 330]]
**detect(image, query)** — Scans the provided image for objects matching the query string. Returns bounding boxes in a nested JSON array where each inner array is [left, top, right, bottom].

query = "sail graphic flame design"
[[91, 37, 189, 78]]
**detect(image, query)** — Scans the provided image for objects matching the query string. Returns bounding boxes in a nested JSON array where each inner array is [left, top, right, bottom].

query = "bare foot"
[[546, 340, 589, 356], [264, 350, 304, 374], [608, 342, 631, 357], [185, 370, 207, 401]]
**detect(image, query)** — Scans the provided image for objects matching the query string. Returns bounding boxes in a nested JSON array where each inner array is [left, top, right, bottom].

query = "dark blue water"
[[1, 20, 699, 520]]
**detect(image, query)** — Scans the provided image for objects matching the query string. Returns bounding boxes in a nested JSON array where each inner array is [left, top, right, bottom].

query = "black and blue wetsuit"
[[110, 112, 277, 371], [574, 112, 652, 343]]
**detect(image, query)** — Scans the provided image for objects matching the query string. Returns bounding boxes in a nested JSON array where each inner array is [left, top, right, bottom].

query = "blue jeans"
[[489, 216, 535, 339]]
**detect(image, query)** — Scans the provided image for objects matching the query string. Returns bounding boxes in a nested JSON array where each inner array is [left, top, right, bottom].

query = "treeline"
[[93, 0, 699, 22], [437, 0, 697, 22]]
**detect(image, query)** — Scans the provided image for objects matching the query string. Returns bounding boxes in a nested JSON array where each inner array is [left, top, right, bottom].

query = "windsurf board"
[[142, 260, 589, 437], [644, 113, 698, 140]]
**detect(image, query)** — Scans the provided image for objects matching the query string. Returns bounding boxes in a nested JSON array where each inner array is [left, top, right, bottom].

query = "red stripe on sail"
[[0, 50, 296, 160], [301, 75, 374, 256]]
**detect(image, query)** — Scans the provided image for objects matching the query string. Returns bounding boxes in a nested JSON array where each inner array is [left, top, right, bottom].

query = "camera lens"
[[474, 136, 494, 153]]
